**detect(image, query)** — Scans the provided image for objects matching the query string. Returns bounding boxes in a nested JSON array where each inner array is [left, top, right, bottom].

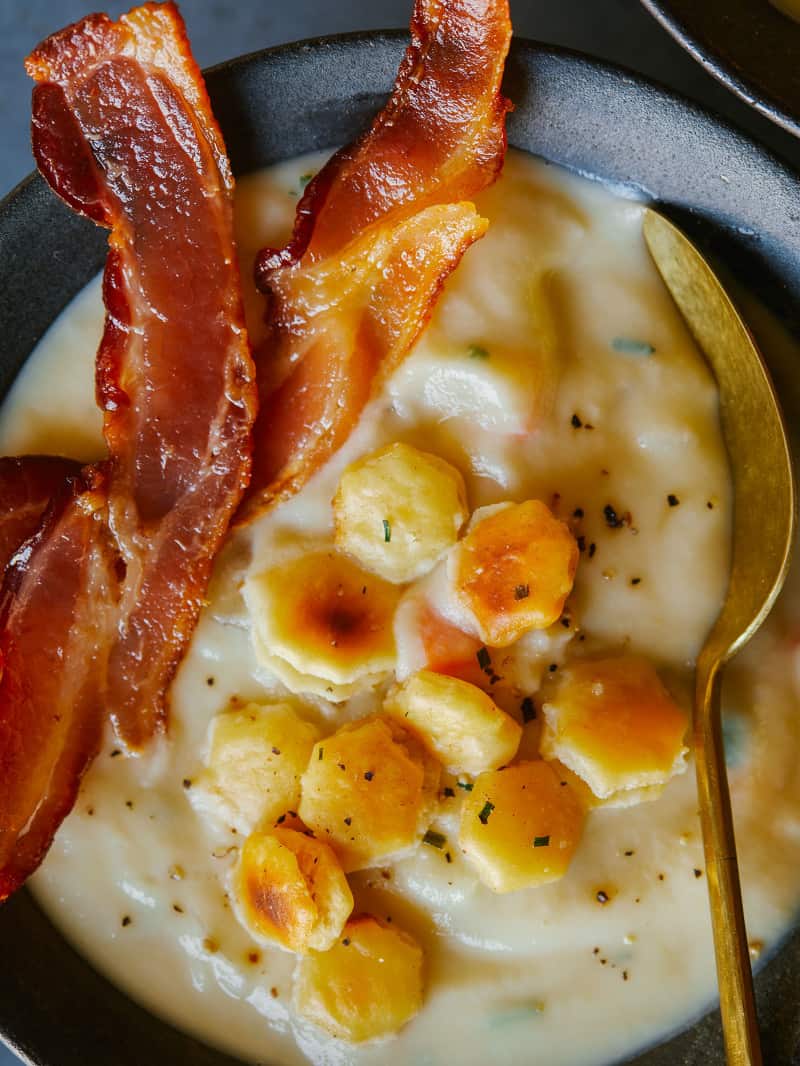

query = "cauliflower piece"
[[333, 442, 468, 584], [384, 669, 521, 774], [451, 500, 579, 646], [459, 761, 585, 893], [299, 716, 440, 872], [232, 828, 353, 954], [244, 552, 401, 700], [293, 915, 423, 1042], [540, 656, 688, 800], [189, 702, 320, 834]]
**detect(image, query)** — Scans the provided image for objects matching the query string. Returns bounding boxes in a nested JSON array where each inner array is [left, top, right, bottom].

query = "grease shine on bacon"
[[239, 0, 512, 521], [27, 2, 257, 750], [0, 456, 82, 572], [0, 2, 255, 901]]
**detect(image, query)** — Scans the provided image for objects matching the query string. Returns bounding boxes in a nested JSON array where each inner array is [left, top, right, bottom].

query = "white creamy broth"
[[2, 149, 799, 1066]]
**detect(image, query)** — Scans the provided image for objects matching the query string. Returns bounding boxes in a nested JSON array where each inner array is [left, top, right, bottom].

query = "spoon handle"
[[695, 654, 762, 1066]]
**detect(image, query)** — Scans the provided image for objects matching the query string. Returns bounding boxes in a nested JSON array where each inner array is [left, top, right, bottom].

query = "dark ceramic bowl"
[[640, 0, 800, 139], [1, 30, 800, 1066]]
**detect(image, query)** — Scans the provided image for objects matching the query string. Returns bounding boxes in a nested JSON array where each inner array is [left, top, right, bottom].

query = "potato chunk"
[[546, 759, 665, 810], [384, 669, 521, 774], [293, 915, 423, 1042], [189, 703, 320, 834], [244, 552, 400, 701], [333, 442, 468, 583], [540, 656, 688, 799], [459, 761, 584, 892], [299, 717, 440, 871], [452, 500, 578, 646], [232, 828, 353, 953]]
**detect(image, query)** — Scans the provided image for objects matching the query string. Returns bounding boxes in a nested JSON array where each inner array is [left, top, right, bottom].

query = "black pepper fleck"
[[603, 504, 624, 529], [596, 890, 610, 904], [667, 494, 680, 507]]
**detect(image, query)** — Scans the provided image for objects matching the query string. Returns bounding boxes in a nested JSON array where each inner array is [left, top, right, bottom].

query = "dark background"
[[1, 0, 799, 1063]]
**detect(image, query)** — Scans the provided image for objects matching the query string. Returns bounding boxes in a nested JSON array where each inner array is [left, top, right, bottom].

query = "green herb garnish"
[[299, 173, 314, 188], [383, 518, 392, 542], [468, 344, 490, 360], [457, 780, 474, 791], [533, 835, 550, 848], [611, 337, 656, 356], [478, 800, 495, 825], [423, 829, 447, 849]]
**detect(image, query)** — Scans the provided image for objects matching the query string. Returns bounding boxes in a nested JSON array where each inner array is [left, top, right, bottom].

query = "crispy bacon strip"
[[0, 456, 81, 572], [27, 3, 257, 749], [0, 469, 117, 902], [240, 0, 511, 521]]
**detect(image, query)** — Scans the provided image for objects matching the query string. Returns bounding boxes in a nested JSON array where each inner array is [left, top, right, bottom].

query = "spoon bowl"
[[643, 208, 797, 1066]]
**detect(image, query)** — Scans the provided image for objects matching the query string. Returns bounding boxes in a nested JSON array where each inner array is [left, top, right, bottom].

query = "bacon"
[[0, 2, 255, 899], [27, 3, 257, 749], [0, 469, 117, 902], [0, 456, 81, 573], [240, 0, 511, 520]]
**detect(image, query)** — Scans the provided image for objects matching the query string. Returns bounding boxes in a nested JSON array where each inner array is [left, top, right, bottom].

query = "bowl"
[[1, 30, 800, 1066], [639, 0, 800, 139]]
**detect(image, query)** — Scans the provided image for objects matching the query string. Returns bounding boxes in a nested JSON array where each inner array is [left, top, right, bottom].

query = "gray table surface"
[[1, 0, 799, 1064]]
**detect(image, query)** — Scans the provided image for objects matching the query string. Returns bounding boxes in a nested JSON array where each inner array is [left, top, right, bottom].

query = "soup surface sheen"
[[2, 150, 800, 1066]]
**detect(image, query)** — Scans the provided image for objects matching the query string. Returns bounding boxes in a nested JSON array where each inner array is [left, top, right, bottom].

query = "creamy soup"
[[2, 149, 800, 1066]]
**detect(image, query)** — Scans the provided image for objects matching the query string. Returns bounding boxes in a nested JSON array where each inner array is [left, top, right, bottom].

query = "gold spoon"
[[643, 209, 796, 1066]]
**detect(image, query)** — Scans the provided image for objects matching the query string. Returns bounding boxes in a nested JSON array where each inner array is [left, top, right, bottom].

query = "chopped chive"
[[533, 835, 550, 848], [514, 584, 530, 600], [476, 646, 492, 672], [521, 697, 536, 723], [478, 800, 495, 825], [468, 344, 490, 360], [382, 518, 392, 542], [457, 780, 474, 791], [423, 829, 447, 849], [611, 337, 656, 356], [299, 173, 314, 188]]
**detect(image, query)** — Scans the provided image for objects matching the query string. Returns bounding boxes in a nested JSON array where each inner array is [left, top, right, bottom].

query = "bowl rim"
[[2, 27, 800, 1066], [639, 0, 800, 139]]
